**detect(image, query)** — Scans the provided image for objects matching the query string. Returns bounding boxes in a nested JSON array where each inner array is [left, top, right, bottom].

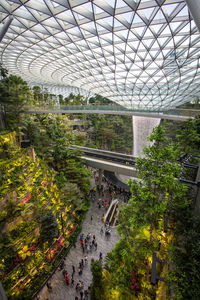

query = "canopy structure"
[[0, 0, 200, 110]]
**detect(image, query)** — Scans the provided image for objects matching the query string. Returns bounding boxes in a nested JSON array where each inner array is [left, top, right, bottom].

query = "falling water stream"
[[133, 116, 161, 157]]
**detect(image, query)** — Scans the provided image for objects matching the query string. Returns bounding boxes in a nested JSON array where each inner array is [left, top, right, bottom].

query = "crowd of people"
[[38, 169, 129, 300], [90, 171, 131, 204]]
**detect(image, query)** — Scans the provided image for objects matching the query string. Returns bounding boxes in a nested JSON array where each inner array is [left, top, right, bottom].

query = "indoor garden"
[[0, 66, 200, 299]]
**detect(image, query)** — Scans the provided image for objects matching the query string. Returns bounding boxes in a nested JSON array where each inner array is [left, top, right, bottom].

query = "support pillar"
[[0, 16, 13, 43], [185, 0, 200, 33], [133, 116, 161, 157]]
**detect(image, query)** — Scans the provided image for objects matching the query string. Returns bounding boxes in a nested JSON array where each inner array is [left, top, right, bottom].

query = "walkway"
[[24, 105, 194, 121], [38, 185, 120, 300]]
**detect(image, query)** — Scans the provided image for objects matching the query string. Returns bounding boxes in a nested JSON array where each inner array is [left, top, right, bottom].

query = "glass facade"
[[0, 0, 199, 110]]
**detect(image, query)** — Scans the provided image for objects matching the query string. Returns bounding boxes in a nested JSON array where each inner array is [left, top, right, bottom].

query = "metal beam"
[[185, 0, 200, 32], [0, 16, 13, 43]]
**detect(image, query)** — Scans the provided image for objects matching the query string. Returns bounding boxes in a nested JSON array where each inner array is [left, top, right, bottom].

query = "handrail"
[[24, 105, 200, 115]]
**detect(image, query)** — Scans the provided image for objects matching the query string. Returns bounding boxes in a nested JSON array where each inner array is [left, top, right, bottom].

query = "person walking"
[[75, 282, 80, 291], [46, 282, 52, 292], [62, 269, 67, 278], [84, 289, 89, 300], [100, 226, 104, 235], [80, 290, 83, 300], [72, 265, 75, 274], [65, 276, 69, 285], [99, 252, 103, 260], [84, 256, 88, 264], [78, 268, 82, 275], [90, 215, 93, 222], [82, 244, 85, 253], [71, 277, 74, 286], [94, 241, 97, 251], [81, 259, 84, 268]]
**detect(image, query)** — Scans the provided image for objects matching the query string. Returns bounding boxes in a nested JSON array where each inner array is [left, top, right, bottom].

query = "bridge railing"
[[20, 105, 200, 117], [25, 104, 167, 113]]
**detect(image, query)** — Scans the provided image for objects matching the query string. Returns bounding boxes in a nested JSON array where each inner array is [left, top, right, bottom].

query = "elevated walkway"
[[24, 105, 196, 121], [82, 155, 137, 177], [71, 145, 137, 177]]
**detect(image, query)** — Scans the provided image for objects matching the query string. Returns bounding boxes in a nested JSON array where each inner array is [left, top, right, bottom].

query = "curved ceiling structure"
[[0, 0, 200, 110]]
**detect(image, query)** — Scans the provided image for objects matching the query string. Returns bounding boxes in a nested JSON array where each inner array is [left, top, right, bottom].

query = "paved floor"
[[38, 184, 120, 300]]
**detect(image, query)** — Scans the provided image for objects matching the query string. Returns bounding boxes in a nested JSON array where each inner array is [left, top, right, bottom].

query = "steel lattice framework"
[[0, 0, 200, 110]]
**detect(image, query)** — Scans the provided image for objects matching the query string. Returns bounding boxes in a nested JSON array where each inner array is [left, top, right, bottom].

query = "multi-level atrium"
[[0, 0, 200, 110]]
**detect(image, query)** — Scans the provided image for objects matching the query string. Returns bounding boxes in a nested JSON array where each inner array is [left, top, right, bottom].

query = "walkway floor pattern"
[[38, 189, 120, 300]]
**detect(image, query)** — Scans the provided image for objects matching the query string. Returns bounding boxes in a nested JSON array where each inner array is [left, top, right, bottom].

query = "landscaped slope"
[[0, 132, 85, 299]]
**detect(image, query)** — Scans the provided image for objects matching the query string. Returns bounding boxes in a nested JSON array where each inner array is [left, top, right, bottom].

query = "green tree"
[[0, 74, 32, 129], [102, 125, 188, 299], [40, 209, 59, 245], [91, 259, 105, 300], [176, 115, 200, 155]]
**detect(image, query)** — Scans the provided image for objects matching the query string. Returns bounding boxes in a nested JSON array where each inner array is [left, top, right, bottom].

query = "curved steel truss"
[[0, 0, 200, 110]]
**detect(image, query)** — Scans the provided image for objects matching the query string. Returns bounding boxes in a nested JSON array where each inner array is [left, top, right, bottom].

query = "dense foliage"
[[90, 259, 105, 300], [93, 125, 199, 300], [0, 69, 92, 298], [85, 113, 133, 153]]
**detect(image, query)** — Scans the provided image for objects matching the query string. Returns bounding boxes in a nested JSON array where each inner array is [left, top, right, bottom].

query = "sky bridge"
[[24, 105, 196, 121]]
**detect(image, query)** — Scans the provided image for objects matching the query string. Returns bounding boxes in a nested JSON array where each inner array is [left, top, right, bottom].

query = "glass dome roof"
[[0, 0, 200, 110]]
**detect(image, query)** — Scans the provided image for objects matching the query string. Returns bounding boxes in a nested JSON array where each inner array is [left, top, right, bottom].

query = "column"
[[0, 16, 13, 42], [185, 0, 200, 33], [133, 116, 161, 157]]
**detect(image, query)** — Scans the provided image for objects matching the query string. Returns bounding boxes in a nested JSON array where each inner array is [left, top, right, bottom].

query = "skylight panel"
[[139, 7, 155, 20], [0, 0, 198, 109], [163, 4, 178, 16], [170, 21, 182, 32], [102, 16, 113, 26], [119, 12, 133, 23], [82, 2, 93, 12], [176, 6, 188, 18], [153, 9, 165, 21], [132, 14, 144, 24], [150, 23, 163, 35]]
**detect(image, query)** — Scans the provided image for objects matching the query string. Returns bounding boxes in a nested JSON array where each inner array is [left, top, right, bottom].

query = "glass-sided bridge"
[[24, 105, 197, 121]]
